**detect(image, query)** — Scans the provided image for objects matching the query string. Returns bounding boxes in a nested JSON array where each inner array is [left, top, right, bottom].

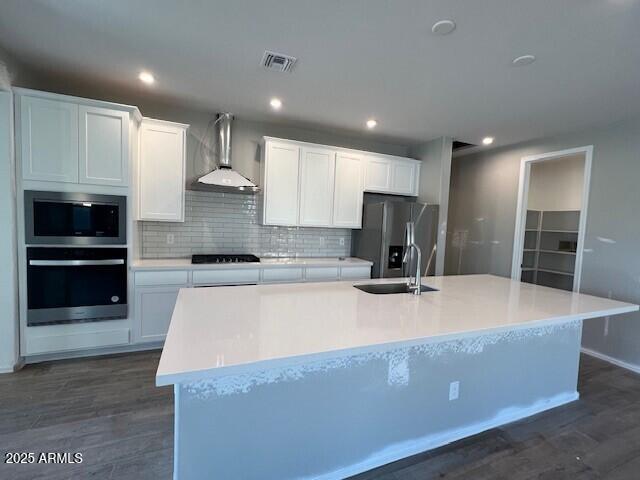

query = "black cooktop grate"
[[191, 254, 260, 264]]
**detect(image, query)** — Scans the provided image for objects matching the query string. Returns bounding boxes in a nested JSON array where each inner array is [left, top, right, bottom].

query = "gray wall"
[[446, 117, 640, 367], [409, 137, 453, 275], [528, 154, 584, 211]]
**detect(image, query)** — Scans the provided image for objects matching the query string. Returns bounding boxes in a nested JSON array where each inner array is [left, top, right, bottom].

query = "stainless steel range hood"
[[191, 113, 259, 194]]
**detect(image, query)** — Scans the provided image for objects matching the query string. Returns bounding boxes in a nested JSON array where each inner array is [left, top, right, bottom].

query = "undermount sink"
[[353, 282, 439, 295]]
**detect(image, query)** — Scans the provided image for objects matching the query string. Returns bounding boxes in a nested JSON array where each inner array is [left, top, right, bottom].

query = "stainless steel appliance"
[[352, 201, 439, 278], [191, 254, 260, 264], [25, 190, 126, 245], [26, 247, 127, 326], [191, 113, 259, 194]]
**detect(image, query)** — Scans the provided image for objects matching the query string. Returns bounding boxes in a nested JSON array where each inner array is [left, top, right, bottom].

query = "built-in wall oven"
[[26, 247, 128, 326], [25, 190, 126, 245], [24, 190, 128, 326]]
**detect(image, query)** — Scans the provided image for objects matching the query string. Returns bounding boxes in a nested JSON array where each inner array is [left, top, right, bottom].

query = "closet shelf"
[[536, 268, 574, 277]]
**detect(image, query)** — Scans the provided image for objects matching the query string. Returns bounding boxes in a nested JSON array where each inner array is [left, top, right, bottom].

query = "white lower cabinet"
[[132, 264, 371, 344], [192, 268, 261, 286], [135, 286, 181, 343], [305, 267, 339, 281], [340, 266, 371, 280], [262, 268, 304, 283]]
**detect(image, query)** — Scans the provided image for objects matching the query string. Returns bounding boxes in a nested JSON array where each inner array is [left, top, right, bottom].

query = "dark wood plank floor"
[[0, 353, 638, 479]]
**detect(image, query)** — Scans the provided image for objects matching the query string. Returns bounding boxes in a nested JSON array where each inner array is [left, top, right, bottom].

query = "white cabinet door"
[[333, 152, 364, 228], [340, 266, 372, 280], [79, 106, 129, 186], [135, 286, 180, 343], [138, 120, 187, 222], [263, 141, 300, 226], [299, 146, 335, 226], [364, 156, 392, 192], [391, 160, 418, 195], [20, 96, 79, 183]]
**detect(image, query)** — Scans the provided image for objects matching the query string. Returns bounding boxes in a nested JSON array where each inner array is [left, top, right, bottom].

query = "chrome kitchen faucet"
[[403, 222, 423, 295]]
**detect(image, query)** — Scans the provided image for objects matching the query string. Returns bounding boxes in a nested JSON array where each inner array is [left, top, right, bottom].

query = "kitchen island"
[[157, 274, 638, 480]]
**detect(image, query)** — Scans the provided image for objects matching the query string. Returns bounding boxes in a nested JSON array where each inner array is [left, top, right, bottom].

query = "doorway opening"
[[511, 146, 593, 292]]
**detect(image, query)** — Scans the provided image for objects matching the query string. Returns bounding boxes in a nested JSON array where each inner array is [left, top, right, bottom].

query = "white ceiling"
[[0, 0, 639, 147]]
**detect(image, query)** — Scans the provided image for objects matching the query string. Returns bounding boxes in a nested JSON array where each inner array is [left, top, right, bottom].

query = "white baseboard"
[[24, 341, 163, 365], [0, 356, 25, 374], [311, 391, 579, 480], [581, 347, 640, 374]]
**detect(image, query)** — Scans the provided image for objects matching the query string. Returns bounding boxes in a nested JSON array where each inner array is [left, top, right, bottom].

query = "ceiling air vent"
[[261, 50, 297, 73], [452, 140, 476, 151]]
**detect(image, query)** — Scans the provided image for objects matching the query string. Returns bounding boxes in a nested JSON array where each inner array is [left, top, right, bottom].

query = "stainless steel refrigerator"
[[352, 201, 439, 278]]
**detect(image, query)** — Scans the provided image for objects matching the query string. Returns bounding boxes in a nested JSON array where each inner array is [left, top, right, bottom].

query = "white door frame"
[[510, 145, 593, 292]]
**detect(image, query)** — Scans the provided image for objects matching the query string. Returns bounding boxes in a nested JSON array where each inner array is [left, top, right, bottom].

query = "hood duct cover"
[[191, 113, 259, 194]]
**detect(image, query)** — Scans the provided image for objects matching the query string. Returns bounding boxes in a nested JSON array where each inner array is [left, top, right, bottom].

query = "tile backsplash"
[[141, 190, 352, 258]]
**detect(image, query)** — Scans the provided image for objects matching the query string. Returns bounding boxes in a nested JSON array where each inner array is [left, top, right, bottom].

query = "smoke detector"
[[261, 50, 297, 73]]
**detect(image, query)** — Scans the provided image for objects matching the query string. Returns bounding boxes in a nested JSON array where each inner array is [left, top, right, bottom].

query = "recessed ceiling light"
[[512, 55, 536, 67], [482, 137, 494, 145], [432, 20, 456, 35], [366, 119, 377, 129], [270, 97, 282, 110], [138, 71, 155, 85]]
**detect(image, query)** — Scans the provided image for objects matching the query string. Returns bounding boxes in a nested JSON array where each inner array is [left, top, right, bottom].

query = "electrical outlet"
[[339, 237, 345, 246], [449, 381, 460, 401], [166, 233, 175, 245]]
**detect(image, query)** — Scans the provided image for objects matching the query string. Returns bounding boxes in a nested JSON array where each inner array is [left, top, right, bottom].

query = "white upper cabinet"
[[364, 155, 420, 196], [138, 119, 187, 222], [391, 160, 419, 195], [261, 137, 421, 229], [333, 152, 364, 228], [299, 146, 335, 226], [18, 91, 134, 187], [262, 140, 301, 226], [20, 96, 79, 183], [364, 156, 392, 192], [79, 106, 129, 186]]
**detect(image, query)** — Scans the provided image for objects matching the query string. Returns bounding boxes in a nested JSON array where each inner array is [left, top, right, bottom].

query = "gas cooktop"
[[191, 254, 261, 264]]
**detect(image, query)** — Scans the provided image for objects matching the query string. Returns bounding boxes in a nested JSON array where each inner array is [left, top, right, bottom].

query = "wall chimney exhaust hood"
[[191, 113, 259, 194]]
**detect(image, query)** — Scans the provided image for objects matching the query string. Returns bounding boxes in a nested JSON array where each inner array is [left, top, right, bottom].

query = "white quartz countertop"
[[131, 256, 372, 271], [156, 274, 638, 386]]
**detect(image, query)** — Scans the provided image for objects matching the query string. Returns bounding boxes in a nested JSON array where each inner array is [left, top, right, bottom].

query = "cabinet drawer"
[[305, 266, 339, 281], [262, 268, 304, 283], [340, 266, 371, 280], [192, 268, 260, 285], [135, 270, 189, 286]]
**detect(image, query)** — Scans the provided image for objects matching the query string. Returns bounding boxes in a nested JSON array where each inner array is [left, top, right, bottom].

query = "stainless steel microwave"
[[25, 191, 126, 245]]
